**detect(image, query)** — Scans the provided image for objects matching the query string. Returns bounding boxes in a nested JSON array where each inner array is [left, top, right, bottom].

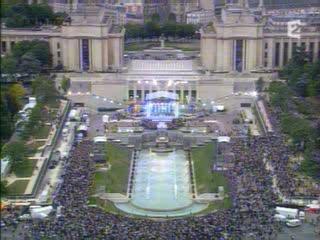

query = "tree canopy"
[[269, 47, 320, 181], [2, 141, 28, 169], [1, 1, 67, 28], [125, 21, 196, 39], [32, 75, 58, 104], [1, 40, 51, 75]]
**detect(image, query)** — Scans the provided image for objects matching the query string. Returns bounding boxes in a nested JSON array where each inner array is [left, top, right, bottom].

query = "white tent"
[[217, 136, 230, 143], [77, 125, 88, 132], [94, 136, 107, 143], [274, 214, 287, 222], [216, 105, 225, 111], [102, 115, 109, 123], [275, 207, 298, 219], [30, 206, 53, 219]]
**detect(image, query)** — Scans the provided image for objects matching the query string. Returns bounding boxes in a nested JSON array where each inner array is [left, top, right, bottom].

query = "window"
[[81, 39, 90, 71], [128, 90, 134, 99], [235, 40, 244, 72], [191, 90, 196, 99], [57, 51, 61, 58], [144, 90, 149, 98], [264, 52, 268, 58], [57, 42, 60, 49], [309, 42, 314, 62], [136, 90, 142, 99], [301, 42, 306, 50], [10, 41, 15, 49], [275, 42, 280, 67], [292, 42, 297, 56], [264, 42, 268, 49], [183, 90, 189, 100], [283, 42, 289, 65], [176, 90, 181, 99], [1, 41, 6, 52]]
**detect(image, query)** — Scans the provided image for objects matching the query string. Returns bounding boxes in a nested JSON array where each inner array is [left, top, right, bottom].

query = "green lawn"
[[6, 180, 29, 195], [125, 42, 159, 51], [26, 141, 46, 155], [165, 42, 200, 51], [12, 159, 37, 178], [125, 41, 199, 51], [34, 125, 51, 139], [92, 143, 131, 194], [191, 142, 229, 194]]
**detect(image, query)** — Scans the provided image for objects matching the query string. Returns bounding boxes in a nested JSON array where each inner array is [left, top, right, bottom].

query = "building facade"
[[186, 9, 215, 26], [168, 0, 199, 23], [2, 1, 320, 103], [200, 1, 320, 72], [1, 7, 125, 72]]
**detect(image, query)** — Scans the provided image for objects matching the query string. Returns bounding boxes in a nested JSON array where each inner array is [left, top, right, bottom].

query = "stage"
[[145, 91, 179, 121]]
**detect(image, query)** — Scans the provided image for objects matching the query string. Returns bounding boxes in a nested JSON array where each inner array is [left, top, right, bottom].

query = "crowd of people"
[[17, 134, 286, 239], [2, 99, 318, 239], [264, 102, 320, 199]]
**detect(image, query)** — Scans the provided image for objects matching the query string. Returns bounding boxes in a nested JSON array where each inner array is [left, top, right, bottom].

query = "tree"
[[2, 141, 28, 168], [32, 76, 58, 104], [162, 22, 176, 37], [0, 181, 8, 198], [60, 76, 71, 93], [3, 2, 57, 28], [151, 13, 160, 23], [20, 52, 42, 74], [280, 113, 312, 148], [256, 77, 264, 92], [168, 13, 176, 23], [6, 84, 26, 115], [1, 56, 18, 76], [268, 81, 291, 111], [125, 23, 145, 39], [22, 103, 43, 139], [0, 93, 13, 145], [12, 40, 51, 67], [53, 12, 68, 26], [144, 21, 161, 38], [29, 40, 51, 66]]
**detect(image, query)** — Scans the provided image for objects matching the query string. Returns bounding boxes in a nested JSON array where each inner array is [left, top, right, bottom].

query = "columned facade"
[[200, 4, 320, 72]]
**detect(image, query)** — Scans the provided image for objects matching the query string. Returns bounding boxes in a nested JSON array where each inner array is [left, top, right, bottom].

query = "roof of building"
[[215, 0, 320, 9]]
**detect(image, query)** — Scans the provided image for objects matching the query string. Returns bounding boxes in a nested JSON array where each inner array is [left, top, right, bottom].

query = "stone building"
[[168, 0, 199, 23], [186, 9, 215, 26], [1, 7, 125, 72], [200, 0, 320, 72], [1, 1, 320, 102]]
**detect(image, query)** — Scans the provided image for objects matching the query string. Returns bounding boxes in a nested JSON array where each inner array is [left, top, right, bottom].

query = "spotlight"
[[251, 91, 258, 97]]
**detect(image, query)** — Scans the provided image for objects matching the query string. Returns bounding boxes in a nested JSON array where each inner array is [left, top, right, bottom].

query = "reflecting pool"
[[115, 150, 207, 217]]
